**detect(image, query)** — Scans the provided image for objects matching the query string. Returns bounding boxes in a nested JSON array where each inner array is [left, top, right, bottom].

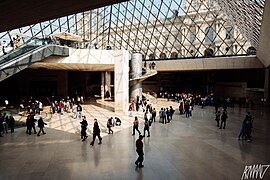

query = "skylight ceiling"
[[0, 0, 266, 60]]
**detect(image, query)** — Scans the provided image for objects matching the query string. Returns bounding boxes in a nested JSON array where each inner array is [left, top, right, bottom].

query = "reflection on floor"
[[0, 99, 269, 180]]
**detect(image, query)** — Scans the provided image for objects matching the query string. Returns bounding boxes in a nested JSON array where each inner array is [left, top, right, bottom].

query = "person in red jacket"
[[135, 135, 144, 168]]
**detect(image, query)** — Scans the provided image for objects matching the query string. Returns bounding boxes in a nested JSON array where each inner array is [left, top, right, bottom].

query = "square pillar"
[[114, 50, 130, 112]]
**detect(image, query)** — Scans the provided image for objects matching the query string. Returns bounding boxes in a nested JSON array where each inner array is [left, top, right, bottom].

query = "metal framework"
[[0, 0, 266, 60]]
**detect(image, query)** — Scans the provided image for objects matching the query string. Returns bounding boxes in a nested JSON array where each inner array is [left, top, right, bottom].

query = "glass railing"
[[0, 38, 50, 66]]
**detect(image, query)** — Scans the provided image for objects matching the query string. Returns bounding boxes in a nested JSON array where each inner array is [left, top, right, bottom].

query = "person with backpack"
[[143, 120, 150, 137], [132, 116, 141, 136], [107, 117, 113, 134]]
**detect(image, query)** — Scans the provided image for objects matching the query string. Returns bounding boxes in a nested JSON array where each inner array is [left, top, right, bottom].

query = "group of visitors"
[[25, 111, 47, 136], [215, 110, 228, 129], [238, 112, 254, 142], [143, 61, 156, 70], [0, 112, 15, 137], [79, 116, 103, 145]]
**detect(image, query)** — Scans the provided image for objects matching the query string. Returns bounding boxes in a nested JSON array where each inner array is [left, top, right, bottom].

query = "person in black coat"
[[30, 113, 37, 134], [8, 115, 15, 134], [219, 111, 228, 129], [80, 116, 88, 141], [37, 117, 47, 136], [26, 115, 32, 135], [135, 135, 144, 168], [107, 117, 113, 134], [90, 119, 102, 146]]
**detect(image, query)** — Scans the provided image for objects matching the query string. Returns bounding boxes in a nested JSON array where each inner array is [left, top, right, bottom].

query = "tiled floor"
[[0, 99, 269, 180]]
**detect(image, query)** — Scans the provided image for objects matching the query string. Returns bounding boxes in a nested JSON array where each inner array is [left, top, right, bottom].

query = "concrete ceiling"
[[0, 0, 127, 32], [29, 62, 114, 72]]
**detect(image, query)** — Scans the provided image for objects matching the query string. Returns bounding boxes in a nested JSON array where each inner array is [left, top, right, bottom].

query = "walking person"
[[80, 116, 88, 141], [215, 110, 221, 127], [143, 120, 150, 137], [30, 113, 37, 134], [107, 117, 113, 134], [90, 119, 102, 146], [219, 111, 228, 129], [37, 117, 47, 136], [132, 116, 141, 136], [238, 121, 248, 140], [135, 135, 144, 168]]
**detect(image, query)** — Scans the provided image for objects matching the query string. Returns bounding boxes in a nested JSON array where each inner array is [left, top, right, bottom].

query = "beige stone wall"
[[155, 56, 263, 72]]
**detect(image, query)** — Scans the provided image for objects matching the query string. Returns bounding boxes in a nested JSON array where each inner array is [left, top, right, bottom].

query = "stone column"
[[101, 72, 105, 99], [264, 67, 269, 101], [105, 71, 111, 98], [130, 53, 142, 102], [114, 50, 130, 112]]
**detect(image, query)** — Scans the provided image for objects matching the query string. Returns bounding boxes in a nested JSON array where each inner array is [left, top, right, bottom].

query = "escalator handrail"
[[0, 44, 53, 70]]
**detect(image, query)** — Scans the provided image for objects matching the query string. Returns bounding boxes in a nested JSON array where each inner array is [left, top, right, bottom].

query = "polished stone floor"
[[0, 99, 270, 180]]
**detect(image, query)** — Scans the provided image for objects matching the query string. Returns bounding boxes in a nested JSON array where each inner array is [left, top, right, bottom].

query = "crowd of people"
[[0, 112, 15, 137], [1, 35, 21, 56], [0, 91, 257, 170]]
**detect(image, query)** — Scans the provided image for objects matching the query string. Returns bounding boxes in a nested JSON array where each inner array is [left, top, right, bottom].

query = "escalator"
[[129, 69, 157, 82], [0, 38, 69, 82]]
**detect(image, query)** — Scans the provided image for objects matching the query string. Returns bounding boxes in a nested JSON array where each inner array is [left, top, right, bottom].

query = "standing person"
[[2, 40, 7, 55], [3, 114, 8, 134], [26, 115, 32, 135], [5, 100, 9, 109], [37, 117, 47, 136], [0, 113, 3, 137], [15, 35, 21, 48], [77, 103, 82, 119], [10, 38, 15, 50], [143, 120, 150, 137], [8, 115, 15, 134], [90, 119, 102, 146], [135, 135, 144, 168], [166, 108, 171, 123], [161, 108, 167, 123], [185, 101, 190, 118], [80, 116, 88, 141], [132, 116, 141, 136], [169, 106, 175, 120], [219, 111, 228, 129], [107, 117, 113, 134], [151, 108, 156, 122]]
